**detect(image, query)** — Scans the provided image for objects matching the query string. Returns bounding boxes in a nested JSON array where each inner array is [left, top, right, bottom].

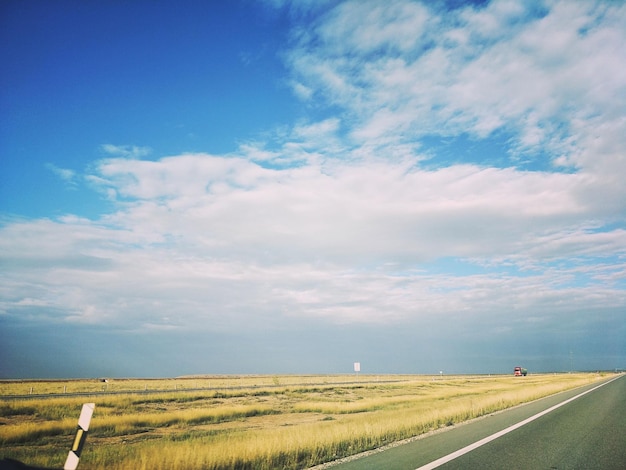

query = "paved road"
[[326, 375, 625, 470]]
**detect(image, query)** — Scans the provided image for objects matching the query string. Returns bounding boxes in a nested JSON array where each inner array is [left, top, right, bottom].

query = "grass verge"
[[0, 373, 607, 469]]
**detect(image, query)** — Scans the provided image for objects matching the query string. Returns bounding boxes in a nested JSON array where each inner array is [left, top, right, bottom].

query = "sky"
[[1, 0, 625, 378]]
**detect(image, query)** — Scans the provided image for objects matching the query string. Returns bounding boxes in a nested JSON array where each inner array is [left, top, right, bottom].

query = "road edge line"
[[415, 375, 623, 470]]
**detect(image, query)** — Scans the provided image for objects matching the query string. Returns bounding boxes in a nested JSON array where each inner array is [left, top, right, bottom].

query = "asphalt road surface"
[[325, 374, 625, 470]]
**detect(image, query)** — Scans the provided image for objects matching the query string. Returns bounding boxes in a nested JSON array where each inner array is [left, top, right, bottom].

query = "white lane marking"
[[415, 375, 623, 470]]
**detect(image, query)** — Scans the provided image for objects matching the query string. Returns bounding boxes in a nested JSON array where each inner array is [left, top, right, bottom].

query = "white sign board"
[[354, 362, 361, 372]]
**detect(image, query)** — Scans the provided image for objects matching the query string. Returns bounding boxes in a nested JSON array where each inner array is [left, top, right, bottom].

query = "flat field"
[[0, 373, 605, 470]]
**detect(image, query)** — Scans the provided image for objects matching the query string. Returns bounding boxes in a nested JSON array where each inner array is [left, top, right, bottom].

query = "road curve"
[[322, 374, 625, 470]]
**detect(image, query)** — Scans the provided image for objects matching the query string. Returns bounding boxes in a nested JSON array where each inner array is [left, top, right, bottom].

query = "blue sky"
[[1, 0, 625, 378]]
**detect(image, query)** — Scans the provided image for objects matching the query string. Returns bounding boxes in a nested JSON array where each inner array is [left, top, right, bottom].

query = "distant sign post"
[[354, 362, 361, 375]]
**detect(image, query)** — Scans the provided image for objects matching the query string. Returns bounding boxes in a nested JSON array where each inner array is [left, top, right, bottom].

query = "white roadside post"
[[64, 403, 96, 470]]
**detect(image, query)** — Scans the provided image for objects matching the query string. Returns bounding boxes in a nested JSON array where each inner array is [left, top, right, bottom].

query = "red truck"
[[514, 366, 528, 376]]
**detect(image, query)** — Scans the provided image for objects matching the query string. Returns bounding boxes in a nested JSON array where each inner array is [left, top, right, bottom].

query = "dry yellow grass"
[[0, 375, 397, 396], [0, 373, 606, 469]]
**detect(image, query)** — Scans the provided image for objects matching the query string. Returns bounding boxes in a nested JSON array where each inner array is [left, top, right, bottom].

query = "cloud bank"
[[1, 0, 625, 376]]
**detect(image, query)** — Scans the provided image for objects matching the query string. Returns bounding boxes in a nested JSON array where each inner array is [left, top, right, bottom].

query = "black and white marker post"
[[63, 403, 95, 470]]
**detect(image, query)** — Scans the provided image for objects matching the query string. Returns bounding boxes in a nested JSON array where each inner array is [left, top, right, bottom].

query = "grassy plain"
[[0, 373, 606, 470]]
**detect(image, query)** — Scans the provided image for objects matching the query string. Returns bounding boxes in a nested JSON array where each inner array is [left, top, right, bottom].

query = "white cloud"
[[238, 142, 281, 162], [46, 163, 77, 187], [100, 144, 152, 159], [89, 155, 593, 263], [1, 1, 625, 373], [316, 0, 430, 56], [3, 147, 625, 331], [290, 81, 313, 100], [287, 0, 626, 177]]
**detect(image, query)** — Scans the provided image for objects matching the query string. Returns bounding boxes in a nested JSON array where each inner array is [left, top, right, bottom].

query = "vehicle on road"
[[514, 366, 528, 376]]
